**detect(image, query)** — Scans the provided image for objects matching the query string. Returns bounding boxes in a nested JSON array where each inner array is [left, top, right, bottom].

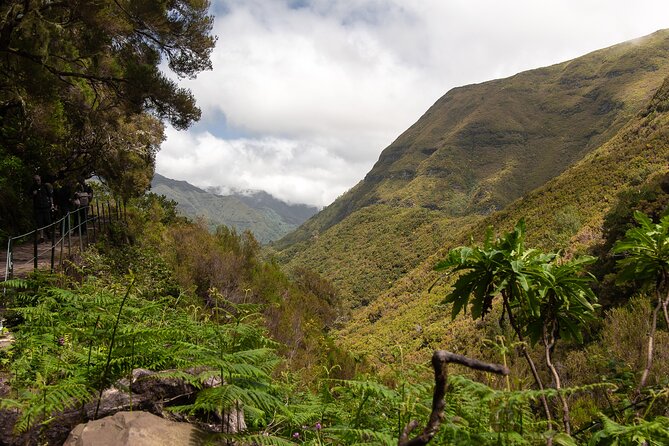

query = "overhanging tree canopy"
[[0, 0, 216, 214]]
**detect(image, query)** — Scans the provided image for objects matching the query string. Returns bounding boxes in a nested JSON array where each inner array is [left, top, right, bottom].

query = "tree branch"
[[397, 350, 509, 446], [2, 48, 127, 85]]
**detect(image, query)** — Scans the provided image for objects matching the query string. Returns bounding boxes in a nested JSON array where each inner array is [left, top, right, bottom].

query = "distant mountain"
[[150, 174, 318, 243], [272, 29, 669, 308]]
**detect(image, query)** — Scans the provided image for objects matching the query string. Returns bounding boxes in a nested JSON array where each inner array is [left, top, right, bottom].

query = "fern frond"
[[331, 379, 398, 401], [11, 378, 93, 433], [324, 427, 395, 445], [1, 278, 28, 289], [221, 433, 296, 446]]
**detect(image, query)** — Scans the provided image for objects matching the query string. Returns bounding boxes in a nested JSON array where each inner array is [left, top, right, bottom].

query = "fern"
[[221, 433, 297, 445], [5, 376, 94, 433], [588, 414, 669, 445], [330, 378, 398, 401], [1, 278, 28, 289], [323, 426, 396, 445]]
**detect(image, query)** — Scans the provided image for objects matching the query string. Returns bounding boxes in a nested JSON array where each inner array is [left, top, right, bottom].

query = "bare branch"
[[398, 350, 509, 446]]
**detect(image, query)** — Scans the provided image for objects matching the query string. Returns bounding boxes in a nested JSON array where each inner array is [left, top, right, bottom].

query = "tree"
[[0, 0, 216, 232], [613, 211, 669, 398], [436, 220, 600, 434], [435, 220, 554, 424], [525, 256, 599, 434], [93, 113, 166, 202]]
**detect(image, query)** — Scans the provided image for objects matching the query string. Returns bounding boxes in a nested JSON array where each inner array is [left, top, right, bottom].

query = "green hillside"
[[273, 29, 669, 308], [151, 174, 318, 243], [339, 72, 669, 365]]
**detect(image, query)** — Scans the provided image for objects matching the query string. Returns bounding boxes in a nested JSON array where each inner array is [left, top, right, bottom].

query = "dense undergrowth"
[[1, 192, 668, 445]]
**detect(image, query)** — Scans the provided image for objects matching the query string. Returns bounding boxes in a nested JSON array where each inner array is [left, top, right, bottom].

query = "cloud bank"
[[156, 0, 669, 207]]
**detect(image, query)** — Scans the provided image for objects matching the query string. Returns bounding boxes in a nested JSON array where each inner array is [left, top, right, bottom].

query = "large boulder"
[[63, 411, 207, 446], [0, 368, 244, 445]]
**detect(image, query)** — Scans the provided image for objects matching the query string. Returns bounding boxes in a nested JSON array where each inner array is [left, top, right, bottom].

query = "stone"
[[63, 411, 207, 446]]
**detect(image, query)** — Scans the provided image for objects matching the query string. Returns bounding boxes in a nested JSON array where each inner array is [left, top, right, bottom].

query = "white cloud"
[[156, 126, 358, 207], [156, 0, 669, 207]]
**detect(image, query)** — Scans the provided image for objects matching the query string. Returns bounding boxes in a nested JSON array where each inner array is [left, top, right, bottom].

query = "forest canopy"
[[0, 0, 216, 231]]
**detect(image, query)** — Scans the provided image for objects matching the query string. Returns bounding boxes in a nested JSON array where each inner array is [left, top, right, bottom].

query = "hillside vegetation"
[[338, 72, 669, 367], [3, 22, 669, 444], [273, 29, 669, 308]]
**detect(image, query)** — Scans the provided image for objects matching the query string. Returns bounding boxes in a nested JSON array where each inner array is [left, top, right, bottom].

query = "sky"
[[155, 0, 669, 208]]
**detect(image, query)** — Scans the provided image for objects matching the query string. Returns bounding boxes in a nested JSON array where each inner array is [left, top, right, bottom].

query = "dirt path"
[[1, 232, 93, 280]]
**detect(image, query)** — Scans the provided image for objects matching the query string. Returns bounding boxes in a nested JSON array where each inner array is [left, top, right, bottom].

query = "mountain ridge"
[[272, 29, 669, 308], [337, 73, 669, 364], [151, 173, 318, 243]]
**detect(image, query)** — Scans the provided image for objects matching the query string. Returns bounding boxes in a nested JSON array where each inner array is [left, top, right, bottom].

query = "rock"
[[63, 411, 207, 446], [0, 368, 244, 445]]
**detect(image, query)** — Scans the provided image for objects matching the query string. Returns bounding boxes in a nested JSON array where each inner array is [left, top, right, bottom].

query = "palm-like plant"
[[436, 220, 599, 434], [524, 256, 599, 434], [435, 220, 553, 423], [613, 211, 669, 398]]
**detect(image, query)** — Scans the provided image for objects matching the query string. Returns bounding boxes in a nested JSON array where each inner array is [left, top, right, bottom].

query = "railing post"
[[107, 202, 113, 236], [91, 202, 97, 241], [33, 229, 38, 270], [84, 204, 89, 247], [50, 223, 56, 272], [78, 209, 84, 252], [96, 200, 101, 234], [4, 238, 12, 280], [67, 210, 72, 257], [60, 218, 65, 269]]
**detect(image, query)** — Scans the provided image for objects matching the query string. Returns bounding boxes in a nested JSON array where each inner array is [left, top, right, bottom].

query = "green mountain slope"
[[273, 29, 669, 307], [337, 73, 669, 364], [151, 174, 317, 243]]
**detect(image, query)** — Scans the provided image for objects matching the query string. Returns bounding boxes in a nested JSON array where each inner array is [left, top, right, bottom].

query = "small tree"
[[435, 220, 554, 424], [436, 220, 599, 434], [613, 211, 669, 398], [524, 256, 599, 434]]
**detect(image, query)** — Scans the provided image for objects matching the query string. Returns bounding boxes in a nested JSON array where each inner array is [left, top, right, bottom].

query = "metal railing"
[[2, 199, 127, 281]]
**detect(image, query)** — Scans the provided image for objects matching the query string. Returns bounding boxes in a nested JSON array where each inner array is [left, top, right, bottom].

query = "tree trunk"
[[634, 289, 663, 401], [662, 286, 669, 329], [543, 322, 571, 434], [503, 297, 553, 426]]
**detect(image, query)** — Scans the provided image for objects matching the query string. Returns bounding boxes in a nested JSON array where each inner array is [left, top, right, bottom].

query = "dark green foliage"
[[0, 253, 281, 435], [0, 0, 216, 234], [436, 219, 598, 345], [613, 212, 669, 288]]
